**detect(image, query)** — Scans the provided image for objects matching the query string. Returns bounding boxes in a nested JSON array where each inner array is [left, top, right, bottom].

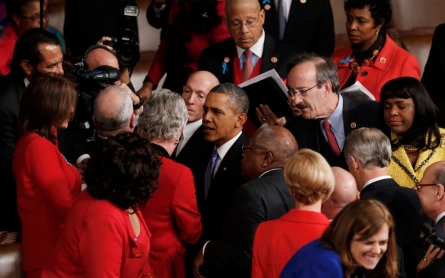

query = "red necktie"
[[242, 49, 253, 81], [322, 120, 341, 157]]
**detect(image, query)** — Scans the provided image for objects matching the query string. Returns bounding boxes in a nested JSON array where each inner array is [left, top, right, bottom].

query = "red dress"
[[42, 190, 154, 278], [142, 155, 202, 278], [332, 35, 420, 101], [251, 209, 330, 278], [12, 132, 81, 275]]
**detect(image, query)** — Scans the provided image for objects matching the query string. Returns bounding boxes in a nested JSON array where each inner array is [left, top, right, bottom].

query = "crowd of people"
[[1, 0, 445, 277]]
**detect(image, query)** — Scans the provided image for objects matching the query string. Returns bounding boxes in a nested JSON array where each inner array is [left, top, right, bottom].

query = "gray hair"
[[344, 127, 392, 169], [137, 89, 188, 142], [94, 85, 133, 131], [209, 83, 249, 114], [254, 124, 296, 160], [286, 53, 340, 93]]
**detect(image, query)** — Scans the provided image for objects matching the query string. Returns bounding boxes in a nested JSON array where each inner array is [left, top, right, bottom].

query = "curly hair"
[[85, 132, 161, 211], [344, 0, 392, 32]]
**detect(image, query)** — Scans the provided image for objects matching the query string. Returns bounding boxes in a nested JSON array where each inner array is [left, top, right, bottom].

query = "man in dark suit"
[[259, 0, 335, 56], [0, 28, 63, 243], [194, 124, 297, 277], [174, 71, 219, 181], [284, 53, 379, 169], [198, 0, 297, 85], [344, 127, 425, 278], [197, 83, 249, 246]]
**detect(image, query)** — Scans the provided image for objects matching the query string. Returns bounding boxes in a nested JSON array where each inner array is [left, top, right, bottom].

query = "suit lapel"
[[342, 96, 358, 136], [260, 33, 278, 73], [361, 178, 397, 195], [213, 133, 246, 181]]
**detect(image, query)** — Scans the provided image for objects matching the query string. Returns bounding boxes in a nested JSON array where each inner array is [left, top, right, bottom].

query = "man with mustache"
[[284, 53, 379, 169]]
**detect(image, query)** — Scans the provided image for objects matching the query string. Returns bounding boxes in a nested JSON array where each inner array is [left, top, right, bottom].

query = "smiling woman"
[[379, 77, 445, 188]]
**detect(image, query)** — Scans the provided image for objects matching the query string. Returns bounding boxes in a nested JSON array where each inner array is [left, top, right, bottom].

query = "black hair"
[[379, 77, 444, 150], [10, 28, 60, 77], [210, 83, 249, 114], [85, 132, 161, 211], [344, 0, 392, 34], [5, 0, 38, 25]]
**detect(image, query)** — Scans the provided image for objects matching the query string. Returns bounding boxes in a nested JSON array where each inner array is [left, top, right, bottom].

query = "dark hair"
[[287, 53, 340, 93], [379, 77, 444, 150], [18, 74, 78, 144], [210, 83, 249, 114], [344, 0, 392, 34], [321, 199, 398, 278], [10, 28, 60, 77], [5, 0, 38, 24], [85, 132, 161, 211]]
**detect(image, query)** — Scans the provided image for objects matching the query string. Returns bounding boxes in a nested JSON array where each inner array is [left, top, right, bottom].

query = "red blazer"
[[251, 209, 330, 278], [147, 0, 230, 86], [142, 156, 202, 278], [332, 35, 420, 101], [42, 191, 154, 278], [12, 132, 81, 272]]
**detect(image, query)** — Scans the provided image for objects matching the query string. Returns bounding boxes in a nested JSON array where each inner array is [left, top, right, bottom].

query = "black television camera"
[[418, 223, 445, 250], [104, 5, 140, 69]]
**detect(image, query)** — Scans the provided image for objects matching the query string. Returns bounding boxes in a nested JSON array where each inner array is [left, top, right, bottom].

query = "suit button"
[[361, 71, 368, 77]]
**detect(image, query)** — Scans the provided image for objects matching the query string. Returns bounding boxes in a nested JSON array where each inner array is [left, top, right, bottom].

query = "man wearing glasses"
[[344, 127, 424, 278], [284, 53, 379, 169], [198, 0, 296, 86]]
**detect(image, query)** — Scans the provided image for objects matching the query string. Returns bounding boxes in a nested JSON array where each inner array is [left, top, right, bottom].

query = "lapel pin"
[[380, 57, 386, 64], [221, 61, 228, 75], [341, 55, 353, 64], [301, 0, 306, 3], [350, 122, 357, 129], [271, 57, 278, 63], [223, 167, 227, 171], [224, 57, 230, 63], [264, 4, 271, 10]]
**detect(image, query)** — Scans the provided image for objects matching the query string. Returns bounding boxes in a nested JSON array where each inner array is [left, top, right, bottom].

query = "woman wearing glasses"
[[251, 149, 334, 278], [380, 77, 445, 188], [331, 0, 420, 101], [0, 0, 65, 75]]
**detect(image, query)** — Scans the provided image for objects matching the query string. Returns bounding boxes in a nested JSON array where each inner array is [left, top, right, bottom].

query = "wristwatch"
[[133, 93, 143, 110]]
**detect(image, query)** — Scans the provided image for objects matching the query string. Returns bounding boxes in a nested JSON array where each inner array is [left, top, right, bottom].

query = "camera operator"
[[416, 160, 445, 277], [0, 28, 64, 244]]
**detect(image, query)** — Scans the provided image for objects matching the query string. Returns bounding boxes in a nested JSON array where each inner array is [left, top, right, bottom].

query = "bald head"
[[322, 167, 358, 220], [85, 48, 119, 70], [182, 71, 219, 123], [93, 85, 134, 135], [225, 0, 260, 14], [241, 124, 297, 180]]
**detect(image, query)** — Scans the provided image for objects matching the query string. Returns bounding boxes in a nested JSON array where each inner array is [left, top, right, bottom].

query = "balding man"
[[321, 167, 357, 220], [344, 127, 424, 278], [198, 0, 296, 85], [194, 124, 297, 278]]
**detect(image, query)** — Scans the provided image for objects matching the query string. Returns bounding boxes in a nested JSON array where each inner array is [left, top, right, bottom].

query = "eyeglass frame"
[[19, 9, 51, 23], [227, 10, 262, 30], [414, 183, 437, 191], [287, 82, 322, 97]]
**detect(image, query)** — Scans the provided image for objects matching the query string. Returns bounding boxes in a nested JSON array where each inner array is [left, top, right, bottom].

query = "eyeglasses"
[[242, 144, 270, 153], [19, 10, 51, 23], [287, 83, 321, 97], [227, 11, 261, 30], [414, 183, 437, 191]]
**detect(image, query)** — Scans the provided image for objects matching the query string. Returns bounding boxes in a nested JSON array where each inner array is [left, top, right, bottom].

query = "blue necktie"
[[277, 0, 285, 40], [204, 149, 219, 201]]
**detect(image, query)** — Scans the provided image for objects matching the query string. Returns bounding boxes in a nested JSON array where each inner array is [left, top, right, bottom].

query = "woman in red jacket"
[[331, 0, 420, 101], [137, 89, 202, 278], [43, 132, 161, 277], [12, 74, 81, 278]]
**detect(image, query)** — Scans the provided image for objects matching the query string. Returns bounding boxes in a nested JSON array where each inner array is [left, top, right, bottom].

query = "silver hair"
[[254, 124, 296, 159], [93, 85, 133, 131], [137, 89, 188, 142], [344, 127, 392, 169]]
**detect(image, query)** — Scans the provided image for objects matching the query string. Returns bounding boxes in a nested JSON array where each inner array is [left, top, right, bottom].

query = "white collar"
[[362, 176, 392, 191], [258, 168, 282, 178], [24, 78, 30, 87], [183, 119, 202, 139], [215, 131, 242, 161], [436, 211, 445, 224], [236, 29, 265, 59]]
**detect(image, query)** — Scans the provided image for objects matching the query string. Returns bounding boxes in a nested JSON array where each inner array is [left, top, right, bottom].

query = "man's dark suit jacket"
[[198, 133, 248, 244], [259, 0, 335, 56], [434, 215, 445, 237], [0, 71, 25, 232], [174, 125, 214, 187], [360, 178, 426, 278], [197, 33, 297, 83], [284, 96, 379, 169], [422, 24, 445, 115], [201, 169, 295, 278]]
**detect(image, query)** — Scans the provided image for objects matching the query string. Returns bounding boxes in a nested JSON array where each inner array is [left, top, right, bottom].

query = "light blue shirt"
[[237, 29, 265, 69], [319, 94, 345, 150]]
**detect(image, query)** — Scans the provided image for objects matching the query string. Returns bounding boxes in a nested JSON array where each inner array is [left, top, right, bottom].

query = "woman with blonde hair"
[[252, 149, 334, 278], [281, 199, 398, 278]]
